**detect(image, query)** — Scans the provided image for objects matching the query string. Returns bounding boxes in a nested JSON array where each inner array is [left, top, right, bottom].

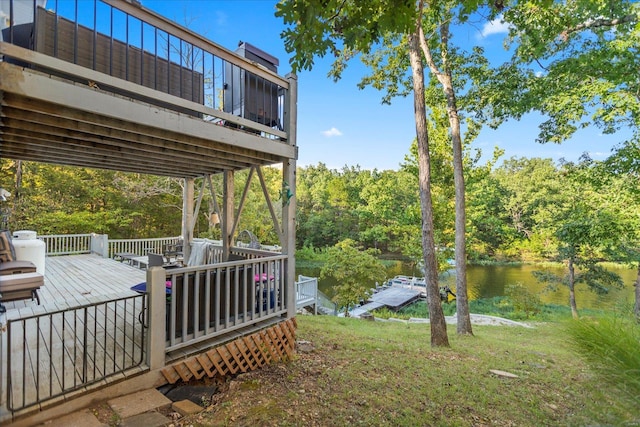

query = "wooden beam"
[[1, 91, 283, 166], [222, 172, 234, 261], [1, 114, 252, 172], [256, 166, 285, 246], [191, 179, 207, 238], [0, 62, 296, 159], [230, 166, 255, 240]]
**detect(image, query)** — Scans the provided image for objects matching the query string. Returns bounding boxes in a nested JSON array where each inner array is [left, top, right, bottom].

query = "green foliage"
[[505, 283, 542, 319], [295, 245, 327, 262], [320, 239, 385, 315], [566, 312, 640, 409], [276, 0, 416, 74], [497, 1, 640, 152]]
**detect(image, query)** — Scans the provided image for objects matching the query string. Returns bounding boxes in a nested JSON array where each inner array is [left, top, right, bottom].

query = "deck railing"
[[1, 0, 289, 140], [40, 233, 93, 255], [4, 294, 146, 411], [108, 236, 183, 258], [157, 255, 288, 352]]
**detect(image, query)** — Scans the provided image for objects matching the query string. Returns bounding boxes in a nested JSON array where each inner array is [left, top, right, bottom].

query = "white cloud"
[[480, 17, 511, 38], [321, 127, 343, 137]]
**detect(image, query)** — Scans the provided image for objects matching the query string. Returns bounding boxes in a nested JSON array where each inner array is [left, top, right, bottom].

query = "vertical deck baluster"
[[122, 300, 127, 369], [49, 313, 53, 397], [73, 308, 78, 388], [102, 302, 108, 379], [181, 271, 189, 343], [214, 267, 221, 331], [82, 307, 88, 383], [35, 317, 40, 402], [193, 271, 200, 338], [154, 27, 158, 90], [61, 311, 66, 391], [92, 0, 97, 70], [93, 305, 98, 380], [204, 269, 211, 334], [21, 319, 27, 409]]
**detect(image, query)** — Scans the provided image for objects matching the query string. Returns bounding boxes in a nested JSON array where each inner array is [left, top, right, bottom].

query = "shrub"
[[506, 282, 542, 318]]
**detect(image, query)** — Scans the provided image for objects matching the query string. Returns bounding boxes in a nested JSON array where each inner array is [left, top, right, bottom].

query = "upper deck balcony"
[[0, 0, 298, 177]]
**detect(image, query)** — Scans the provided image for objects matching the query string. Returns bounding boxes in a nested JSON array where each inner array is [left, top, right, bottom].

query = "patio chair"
[[0, 272, 44, 305], [148, 252, 181, 269], [0, 230, 42, 310], [0, 230, 37, 275]]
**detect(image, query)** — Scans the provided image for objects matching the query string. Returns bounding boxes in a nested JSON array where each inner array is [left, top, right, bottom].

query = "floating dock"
[[348, 286, 422, 318]]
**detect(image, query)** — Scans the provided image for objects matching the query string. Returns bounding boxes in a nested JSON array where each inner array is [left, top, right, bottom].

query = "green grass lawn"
[[188, 315, 639, 427]]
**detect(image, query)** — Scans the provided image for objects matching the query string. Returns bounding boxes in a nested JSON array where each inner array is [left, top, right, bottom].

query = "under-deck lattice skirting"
[[160, 318, 297, 384]]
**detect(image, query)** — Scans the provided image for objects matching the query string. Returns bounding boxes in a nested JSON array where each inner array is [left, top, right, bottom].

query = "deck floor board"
[[1, 255, 147, 413]]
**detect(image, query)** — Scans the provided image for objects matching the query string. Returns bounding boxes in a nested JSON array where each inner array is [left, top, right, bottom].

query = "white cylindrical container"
[[12, 230, 46, 275]]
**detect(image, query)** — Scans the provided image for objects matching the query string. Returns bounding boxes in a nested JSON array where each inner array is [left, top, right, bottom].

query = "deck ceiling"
[[0, 62, 293, 178]]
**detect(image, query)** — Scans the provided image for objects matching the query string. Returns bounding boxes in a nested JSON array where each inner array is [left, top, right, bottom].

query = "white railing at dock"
[[295, 275, 337, 316]]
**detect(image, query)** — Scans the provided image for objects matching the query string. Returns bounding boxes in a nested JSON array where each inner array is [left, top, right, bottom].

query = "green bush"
[[506, 282, 542, 319]]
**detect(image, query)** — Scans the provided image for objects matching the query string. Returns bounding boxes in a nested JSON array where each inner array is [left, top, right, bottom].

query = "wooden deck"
[[2, 254, 146, 315], [0, 255, 148, 417]]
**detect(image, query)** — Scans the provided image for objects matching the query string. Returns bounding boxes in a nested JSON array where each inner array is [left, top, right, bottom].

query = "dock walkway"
[[348, 287, 422, 318]]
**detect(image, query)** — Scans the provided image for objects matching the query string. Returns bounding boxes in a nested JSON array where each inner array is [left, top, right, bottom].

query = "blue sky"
[[140, 0, 627, 171]]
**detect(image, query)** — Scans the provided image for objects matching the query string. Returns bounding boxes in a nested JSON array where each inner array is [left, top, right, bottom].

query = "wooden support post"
[[147, 266, 166, 370], [284, 73, 298, 319], [222, 171, 234, 261], [182, 178, 194, 264]]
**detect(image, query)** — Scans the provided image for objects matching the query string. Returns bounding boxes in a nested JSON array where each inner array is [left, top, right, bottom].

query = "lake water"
[[296, 262, 638, 311]]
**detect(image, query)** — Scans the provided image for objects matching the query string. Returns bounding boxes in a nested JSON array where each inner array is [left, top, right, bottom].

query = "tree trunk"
[[438, 69, 472, 335], [418, 19, 472, 335], [408, 32, 449, 347], [634, 262, 640, 321], [568, 258, 579, 319]]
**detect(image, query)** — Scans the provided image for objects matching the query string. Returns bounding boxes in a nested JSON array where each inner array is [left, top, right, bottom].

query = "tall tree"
[[276, 0, 451, 346], [534, 158, 629, 318], [350, 1, 502, 335], [486, 1, 639, 153]]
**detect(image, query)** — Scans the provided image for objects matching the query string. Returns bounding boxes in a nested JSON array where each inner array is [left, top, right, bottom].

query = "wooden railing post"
[[147, 267, 166, 370]]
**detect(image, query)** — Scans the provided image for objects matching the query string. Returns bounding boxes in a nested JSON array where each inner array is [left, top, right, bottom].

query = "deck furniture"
[[0, 272, 44, 304], [148, 253, 181, 269], [162, 243, 183, 263], [0, 260, 37, 275], [130, 256, 149, 269], [114, 252, 137, 263]]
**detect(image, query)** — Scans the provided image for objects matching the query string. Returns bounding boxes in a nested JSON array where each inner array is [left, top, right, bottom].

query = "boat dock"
[[348, 286, 422, 318]]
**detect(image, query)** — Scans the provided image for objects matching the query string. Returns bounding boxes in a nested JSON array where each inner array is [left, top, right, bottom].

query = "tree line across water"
[[2, 149, 638, 269]]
